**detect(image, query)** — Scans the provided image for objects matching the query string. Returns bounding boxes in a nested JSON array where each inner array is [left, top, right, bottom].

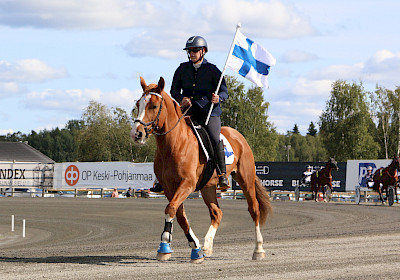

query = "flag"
[[226, 30, 276, 88]]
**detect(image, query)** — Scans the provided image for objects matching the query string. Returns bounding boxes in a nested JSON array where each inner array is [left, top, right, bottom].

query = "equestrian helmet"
[[184, 36, 208, 52], [367, 166, 373, 171]]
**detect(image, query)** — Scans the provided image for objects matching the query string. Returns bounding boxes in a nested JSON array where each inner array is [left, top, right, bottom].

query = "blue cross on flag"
[[226, 30, 276, 88]]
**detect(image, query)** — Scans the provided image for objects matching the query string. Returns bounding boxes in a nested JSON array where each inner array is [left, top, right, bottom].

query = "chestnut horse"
[[310, 157, 338, 202], [131, 77, 272, 263], [372, 155, 399, 205]]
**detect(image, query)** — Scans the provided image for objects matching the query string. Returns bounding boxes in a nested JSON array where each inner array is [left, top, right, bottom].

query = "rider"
[[150, 36, 230, 193], [300, 165, 313, 185], [360, 166, 374, 188]]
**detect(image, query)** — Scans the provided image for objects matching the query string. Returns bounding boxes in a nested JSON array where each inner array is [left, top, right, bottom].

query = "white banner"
[[0, 161, 53, 188], [345, 159, 391, 191], [53, 162, 155, 190]]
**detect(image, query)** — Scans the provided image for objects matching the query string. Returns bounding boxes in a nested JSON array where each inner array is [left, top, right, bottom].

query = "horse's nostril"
[[136, 131, 143, 140]]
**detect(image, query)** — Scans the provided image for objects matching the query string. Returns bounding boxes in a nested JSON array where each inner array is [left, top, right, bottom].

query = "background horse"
[[372, 155, 399, 205], [131, 77, 272, 263], [310, 157, 338, 202]]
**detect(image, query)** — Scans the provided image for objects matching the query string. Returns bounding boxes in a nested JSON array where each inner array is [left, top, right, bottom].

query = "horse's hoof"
[[202, 248, 213, 257], [157, 253, 172, 261], [190, 257, 205, 264], [252, 252, 265, 260], [191, 247, 206, 262]]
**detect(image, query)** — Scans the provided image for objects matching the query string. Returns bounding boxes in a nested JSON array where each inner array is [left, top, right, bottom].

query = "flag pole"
[[205, 22, 241, 125]]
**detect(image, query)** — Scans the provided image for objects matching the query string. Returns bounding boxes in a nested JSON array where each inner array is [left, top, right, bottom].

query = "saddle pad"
[[220, 133, 234, 165], [189, 119, 234, 165]]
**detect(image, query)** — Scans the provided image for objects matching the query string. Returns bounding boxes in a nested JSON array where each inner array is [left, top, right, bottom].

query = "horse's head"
[[130, 77, 165, 144], [328, 157, 339, 171], [392, 154, 400, 170]]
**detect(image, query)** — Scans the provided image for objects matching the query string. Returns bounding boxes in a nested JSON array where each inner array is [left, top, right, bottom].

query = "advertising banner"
[[53, 162, 155, 189], [0, 161, 53, 188], [255, 161, 347, 192], [345, 159, 391, 191]]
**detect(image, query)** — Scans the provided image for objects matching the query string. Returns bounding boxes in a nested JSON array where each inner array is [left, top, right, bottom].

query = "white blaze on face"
[[131, 94, 151, 140]]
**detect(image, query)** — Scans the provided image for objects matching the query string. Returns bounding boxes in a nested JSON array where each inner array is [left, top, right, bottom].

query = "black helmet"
[[183, 36, 208, 52]]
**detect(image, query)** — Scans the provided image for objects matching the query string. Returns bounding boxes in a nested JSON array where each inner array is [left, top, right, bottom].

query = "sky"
[[1, 0, 400, 136]]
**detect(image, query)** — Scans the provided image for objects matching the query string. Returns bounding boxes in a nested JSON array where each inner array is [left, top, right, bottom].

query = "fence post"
[[74, 189, 77, 197]]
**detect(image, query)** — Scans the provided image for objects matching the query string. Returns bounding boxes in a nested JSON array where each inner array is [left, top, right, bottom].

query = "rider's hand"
[[181, 97, 191, 108], [211, 93, 219, 104]]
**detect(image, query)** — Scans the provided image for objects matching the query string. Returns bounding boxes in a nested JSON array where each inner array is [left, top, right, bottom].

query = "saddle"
[[186, 118, 234, 191]]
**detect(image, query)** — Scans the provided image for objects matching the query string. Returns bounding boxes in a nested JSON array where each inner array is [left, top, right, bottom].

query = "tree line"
[[1, 77, 399, 163]]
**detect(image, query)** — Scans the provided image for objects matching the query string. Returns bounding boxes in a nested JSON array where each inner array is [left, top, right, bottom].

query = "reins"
[[153, 104, 191, 136]]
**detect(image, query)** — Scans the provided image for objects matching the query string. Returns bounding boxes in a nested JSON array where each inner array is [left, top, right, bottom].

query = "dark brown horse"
[[310, 157, 339, 202], [131, 77, 272, 263], [372, 155, 399, 205]]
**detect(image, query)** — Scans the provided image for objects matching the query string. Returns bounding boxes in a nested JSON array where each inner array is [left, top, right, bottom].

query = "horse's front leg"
[[175, 203, 206, 263], [157, 182, 204, 262], [377, 185, 386, 205]]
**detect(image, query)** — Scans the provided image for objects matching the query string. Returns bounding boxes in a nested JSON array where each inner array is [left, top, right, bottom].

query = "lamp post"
[[286, 145, 291, 162]]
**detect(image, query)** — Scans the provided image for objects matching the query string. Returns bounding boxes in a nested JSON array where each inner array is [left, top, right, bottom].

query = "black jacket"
[[170, 59, 228, 117]]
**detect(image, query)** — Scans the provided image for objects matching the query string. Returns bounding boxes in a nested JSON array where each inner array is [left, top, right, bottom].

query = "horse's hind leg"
[[200, 186, 223, 257], [235, 172, 270, 260]]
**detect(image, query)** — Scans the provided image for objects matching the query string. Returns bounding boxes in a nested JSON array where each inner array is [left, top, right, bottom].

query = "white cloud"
[[269, 100, 323, 134], [202, 0, 317, 39], [123, 0, 318, 58], [307, 50, 400, 88], [0, 59, 67, 83], [0, 82, 25, 97], [0, 129, 14, 135], [0, 0, 156, 29], [24, 87, 141, 114], [281, 50, 319, 63]]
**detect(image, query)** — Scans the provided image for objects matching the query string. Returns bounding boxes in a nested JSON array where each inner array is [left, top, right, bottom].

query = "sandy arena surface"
[[0, 197, 399, 279]]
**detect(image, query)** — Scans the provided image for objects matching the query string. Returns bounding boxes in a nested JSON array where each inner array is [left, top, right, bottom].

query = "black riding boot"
[[215, 140, 230, 192]]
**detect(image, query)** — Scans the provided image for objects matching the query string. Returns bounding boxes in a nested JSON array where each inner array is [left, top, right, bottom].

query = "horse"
[[372, 155, 399, 205], [131, 77, 272, 263], [310, 157, 339, 202]]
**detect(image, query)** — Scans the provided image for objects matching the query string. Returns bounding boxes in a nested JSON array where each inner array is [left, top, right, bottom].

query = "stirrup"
[[217, 174, 230, 192]]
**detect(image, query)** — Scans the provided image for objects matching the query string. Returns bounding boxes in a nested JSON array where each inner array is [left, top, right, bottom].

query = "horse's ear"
[[158, 77, 165, 92], [140, 76, 147, 91]]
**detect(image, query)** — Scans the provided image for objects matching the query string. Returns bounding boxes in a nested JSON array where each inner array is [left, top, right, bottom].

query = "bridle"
[[134, 92, 164, 137], [134, 91, 191, 137]]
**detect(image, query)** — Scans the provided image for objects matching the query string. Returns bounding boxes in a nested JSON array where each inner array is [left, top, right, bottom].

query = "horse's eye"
[[150, 105, 158, 110]]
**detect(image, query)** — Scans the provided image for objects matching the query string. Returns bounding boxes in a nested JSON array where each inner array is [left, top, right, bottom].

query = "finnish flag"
[[226, 30, 276, 88]]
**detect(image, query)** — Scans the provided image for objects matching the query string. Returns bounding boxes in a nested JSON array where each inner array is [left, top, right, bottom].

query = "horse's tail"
[[255, 176, 272, 226]]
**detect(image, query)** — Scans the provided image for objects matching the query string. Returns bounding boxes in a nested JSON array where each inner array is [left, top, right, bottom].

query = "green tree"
[[319, 80, 379, 161], [307, 121, 318, 136], [76, 100, 155, 162], [222, 76, 278, 161], [292, 124, 300, 134]]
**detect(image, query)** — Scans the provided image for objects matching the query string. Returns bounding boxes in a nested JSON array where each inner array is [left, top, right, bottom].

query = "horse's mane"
[[146, 83, 183, 119]]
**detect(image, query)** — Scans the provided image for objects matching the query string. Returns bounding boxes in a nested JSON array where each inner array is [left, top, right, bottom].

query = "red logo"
[[65, 165, 80, 186]]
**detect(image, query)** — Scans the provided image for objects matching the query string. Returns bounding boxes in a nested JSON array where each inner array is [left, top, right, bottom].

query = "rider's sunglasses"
[[188, 48, 202, 53]]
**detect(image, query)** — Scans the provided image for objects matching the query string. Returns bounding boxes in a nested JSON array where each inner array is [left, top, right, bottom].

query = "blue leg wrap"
[[157, 242, 173, 254], [191, 247, 206, 260]]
